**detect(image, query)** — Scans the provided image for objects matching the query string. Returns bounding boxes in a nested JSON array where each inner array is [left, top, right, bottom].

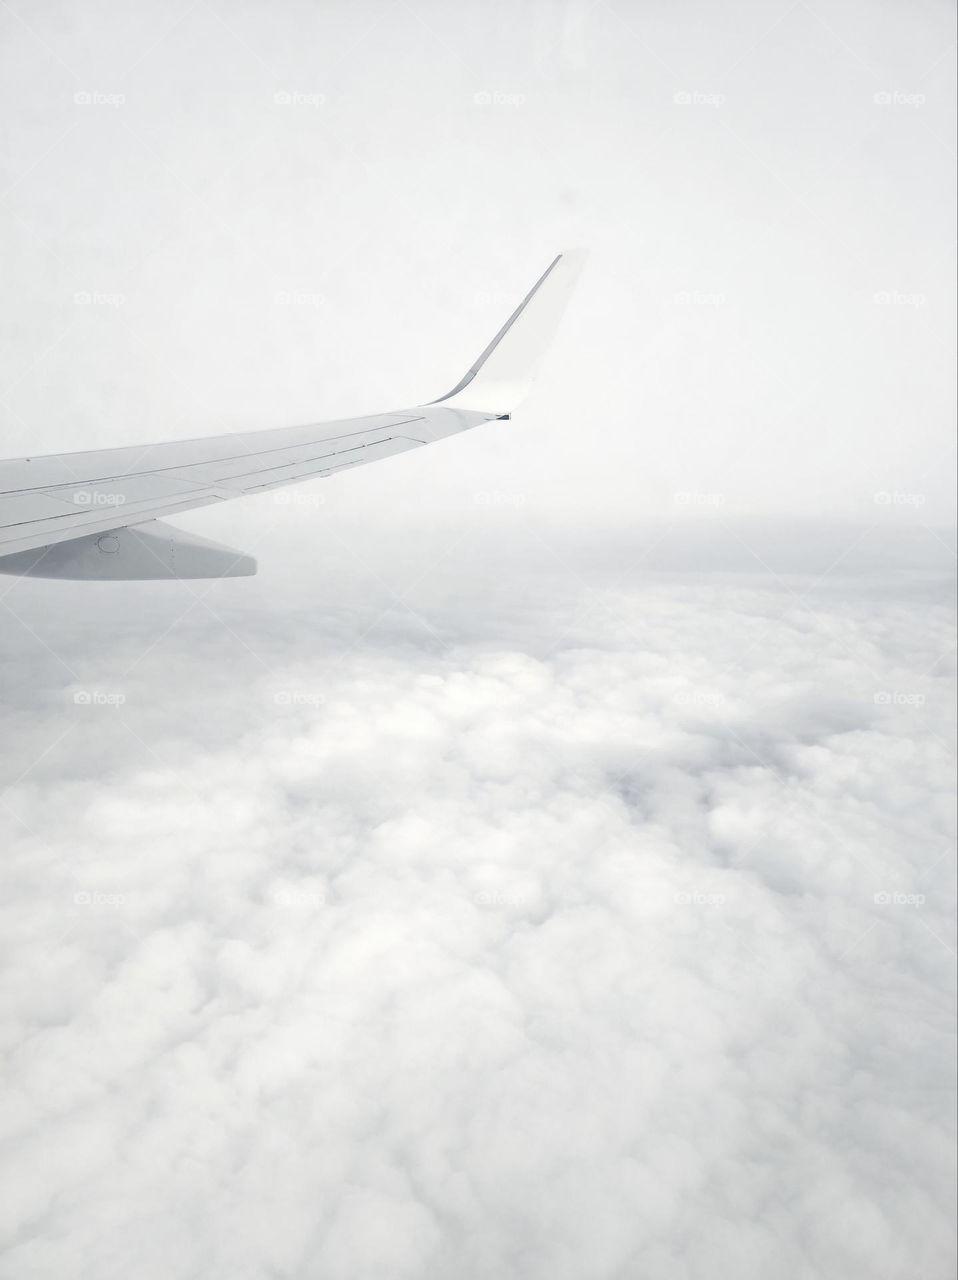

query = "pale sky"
[[1, 0, 954, 542]]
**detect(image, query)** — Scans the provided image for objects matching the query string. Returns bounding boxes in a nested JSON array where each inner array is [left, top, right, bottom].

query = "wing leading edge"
[[0, 250, 584, 579]]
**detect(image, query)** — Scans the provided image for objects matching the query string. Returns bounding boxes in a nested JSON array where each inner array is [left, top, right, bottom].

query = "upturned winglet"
[[431, 250, 586, 415]]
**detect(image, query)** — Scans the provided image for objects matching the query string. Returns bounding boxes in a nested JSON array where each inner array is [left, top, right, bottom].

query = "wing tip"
[[432, 249, 587, 414]]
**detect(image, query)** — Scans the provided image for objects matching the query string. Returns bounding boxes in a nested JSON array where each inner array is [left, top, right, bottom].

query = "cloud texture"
[[1, 545, 954, 1280]]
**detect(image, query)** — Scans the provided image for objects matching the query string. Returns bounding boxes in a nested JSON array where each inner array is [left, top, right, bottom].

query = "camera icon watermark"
[[673, 290, 726, 306], [874, 690, 926, 708], [73, 690, 126, 707], [873, 90, 925, 108], [74, 90, 125, 108], [272, 887, 326, 909], [674, 689, 725, 708], [473, 490, 526, 507], [475, 888, 532, 908], [274, 90, 326, 107], [674, 491, 726, 507], [73, 489, 126, 507], [873, 290, 926, 307], [273, 689, 324, 707], [674, 90, 726, 107], [873, 491, 925, 507], [274, 290, 325, 308], [74, 889, 129, 907], [473, 90, 526, 107], [74, 291, 126, 308], [674, 890, 727, 906]]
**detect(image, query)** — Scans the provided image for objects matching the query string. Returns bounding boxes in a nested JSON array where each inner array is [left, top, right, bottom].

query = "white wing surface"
[[0, 250, 584, 579]]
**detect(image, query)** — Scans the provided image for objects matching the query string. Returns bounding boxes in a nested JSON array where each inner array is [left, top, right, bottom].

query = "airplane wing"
[[0, 250, 585, 580]]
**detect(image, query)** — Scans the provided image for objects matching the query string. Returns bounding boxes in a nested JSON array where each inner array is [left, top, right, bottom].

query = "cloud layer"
[[1, 547, 954, 1280]]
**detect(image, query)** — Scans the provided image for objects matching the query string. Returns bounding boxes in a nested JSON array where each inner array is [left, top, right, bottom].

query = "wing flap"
[[0, 518, 256, 580]]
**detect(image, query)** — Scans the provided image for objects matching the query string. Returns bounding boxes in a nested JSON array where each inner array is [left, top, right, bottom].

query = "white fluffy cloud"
[[1, 544, 953, 1280]]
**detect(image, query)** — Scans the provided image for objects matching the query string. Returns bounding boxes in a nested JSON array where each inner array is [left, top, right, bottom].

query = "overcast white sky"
[[1, 0, 955, 531], [1, 2, 956, 1278]]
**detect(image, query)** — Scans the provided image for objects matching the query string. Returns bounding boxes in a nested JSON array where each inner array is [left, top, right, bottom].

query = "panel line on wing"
[[0, 416, 428, 497]]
